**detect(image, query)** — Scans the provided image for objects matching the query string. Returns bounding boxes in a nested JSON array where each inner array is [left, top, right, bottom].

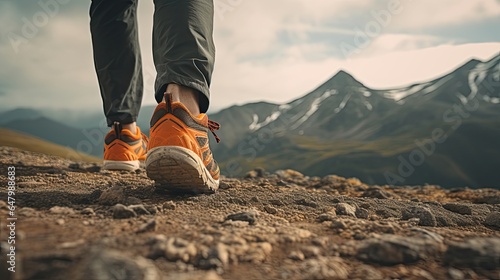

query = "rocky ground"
[[0, 146, 499, 280]]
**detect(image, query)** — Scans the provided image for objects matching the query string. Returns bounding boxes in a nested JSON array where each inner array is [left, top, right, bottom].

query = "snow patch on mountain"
[[421, 76, 453, 95], [363, 100, 373, 111], [467, 63, 489, 101], [383, 83, 430, 101], [334, 93, 352, 114], [249, 111, 281, 131], [290, 90, 334, 130], [359, 87, 372, 97]]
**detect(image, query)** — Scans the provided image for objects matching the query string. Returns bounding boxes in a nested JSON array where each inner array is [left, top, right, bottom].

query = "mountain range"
[[1, 53, 499, 188], [209, 53, 500, 188]]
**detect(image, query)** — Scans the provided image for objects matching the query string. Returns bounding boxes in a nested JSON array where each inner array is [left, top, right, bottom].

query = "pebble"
[[483, 212, 500, 228], [401, 206, 437, 227], [136, 218, 157, 234], [129, 204, 151, 215], [317, 210, 337, 222], [126, 196, 142, 205], [444, 237, 500, 270], [166, 271, 222, 280], [362, 187, 392, 199], [225, 211, 258, 225], [355, 208, 369, 219], [201, 243, 229, 269], [240, 242, 273, 263], [336, 203, 357, 217], [448, 268, 465, 280], [301, 246, 321, 258], [296, 257, 349, 280], [98, 186, 127, 206], [357, 234, 444, 265], [112, 204, 137, 219], [49, 206, 75, 215], [56, 219, 65, 225], [164, 238, 198, 263], [275, 169, 304, 179], [163, 201, 177, 210], [77, 248, 161, 280], [288, 250, 305, 261], [80, 208, 95, 215], [443, 203, 472, 215], [264, 205, 278, 214]]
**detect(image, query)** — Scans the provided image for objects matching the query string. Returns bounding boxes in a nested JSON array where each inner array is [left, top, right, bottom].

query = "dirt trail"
[[1, 147, 499, 280]]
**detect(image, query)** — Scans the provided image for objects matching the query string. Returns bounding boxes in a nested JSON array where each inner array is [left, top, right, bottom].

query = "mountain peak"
[[326, 69, 364, 88], [333, 69, 354, 79]]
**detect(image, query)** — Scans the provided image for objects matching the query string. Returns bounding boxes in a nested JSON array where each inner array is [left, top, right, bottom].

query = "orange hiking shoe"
[[146, 93, 221, 193], [103, 122, 148, 171]]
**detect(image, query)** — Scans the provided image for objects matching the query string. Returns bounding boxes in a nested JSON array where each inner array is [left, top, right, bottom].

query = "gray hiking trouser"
[[90, 0, 215, 126]]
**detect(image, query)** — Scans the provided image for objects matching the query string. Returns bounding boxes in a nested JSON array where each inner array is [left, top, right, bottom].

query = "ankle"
[[121, 122, 137, 134], [164, 83, 201, 115]]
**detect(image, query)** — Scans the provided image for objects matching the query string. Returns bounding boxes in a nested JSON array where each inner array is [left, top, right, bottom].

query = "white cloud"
[[1, 0, 499, 113], [392, 0, 500, 30]]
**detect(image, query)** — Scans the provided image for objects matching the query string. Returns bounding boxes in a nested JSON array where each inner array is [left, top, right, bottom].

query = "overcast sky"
[[0, 0, 499, 113]]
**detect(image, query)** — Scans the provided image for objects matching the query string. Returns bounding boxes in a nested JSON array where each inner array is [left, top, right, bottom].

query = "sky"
[[0, 0, 499, 113]]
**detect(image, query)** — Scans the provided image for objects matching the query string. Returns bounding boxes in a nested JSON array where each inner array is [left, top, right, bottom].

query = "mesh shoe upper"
[[104, 122, 148, 162], [148, 94, 220, 181]]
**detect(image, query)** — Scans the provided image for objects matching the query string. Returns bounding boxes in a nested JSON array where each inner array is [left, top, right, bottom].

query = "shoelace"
[[208, 120, 221, 143]]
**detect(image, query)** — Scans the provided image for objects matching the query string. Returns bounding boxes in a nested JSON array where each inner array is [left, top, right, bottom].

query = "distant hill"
[[1, 117, 105, 157], [0, 128, 100, 162], [210, 53, 500, 188]]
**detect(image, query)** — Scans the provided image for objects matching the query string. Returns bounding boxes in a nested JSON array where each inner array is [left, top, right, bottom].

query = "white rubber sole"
[[102, 160, 141, 171], [145, 146, 219, 193]]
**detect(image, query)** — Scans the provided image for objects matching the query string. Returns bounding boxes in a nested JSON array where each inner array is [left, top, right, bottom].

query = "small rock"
[[201, 243, 229, 269], [81, 208, 95, 215], [137, 219, 157, 233], [264, 206, 278, 214], [77, 248, 161, 280], [336, 203, 356, 217], [443, 203, 472, 215], [362, 187, 392, 199], [0, 200, 7, 210], [166, 271, 222, 280], [448, 268, 465, 280], [56, 219, 65, 225], [301, 246, 321, 258], [331, 220, 347, 230], [240, 242, 273, 263], [58, 239, 85, 249], [112, 204, 137, 219], [245, 169, 262, 178], [275, 169, 304, 179], [357, 234, 444, 265], [296, 257, 349, 280], [475, 196, 500, 204], [295, 198, 318, 208], [288, 250, 305, 261], [444, 237, 500, 270], [355, 208, 369, 219], [402, 206, 437, 227], [162, 201, 176, 210], [98, 186, 127, 206], [129, 204, 152, 215], [225, 211, 258, 225], [164, 238, 197, 263], [49, 206, 75, 215], [317, 210, 337, 222], [68, 163, 81, 169], [126, 196, 142, 205], [483, 212, 500, 228]]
